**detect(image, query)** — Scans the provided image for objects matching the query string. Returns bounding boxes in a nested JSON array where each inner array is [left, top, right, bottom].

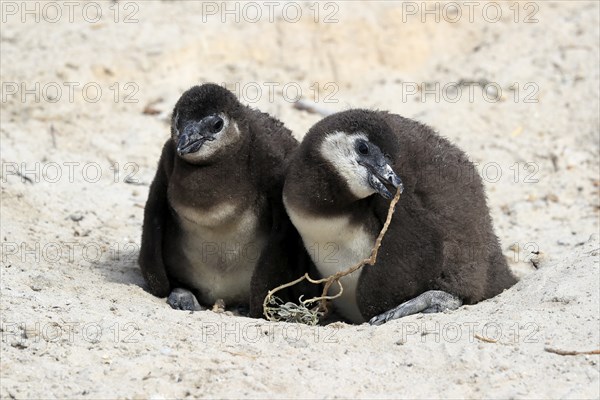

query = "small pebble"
[[70, 214, 83, 222]]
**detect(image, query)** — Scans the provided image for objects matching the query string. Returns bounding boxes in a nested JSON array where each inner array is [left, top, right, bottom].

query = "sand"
[[1, 1, 599, 398]]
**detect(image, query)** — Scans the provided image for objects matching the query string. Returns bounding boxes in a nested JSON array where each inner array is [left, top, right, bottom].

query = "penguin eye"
[[212, 117, 224, 133], [357, 141, 369, 156]]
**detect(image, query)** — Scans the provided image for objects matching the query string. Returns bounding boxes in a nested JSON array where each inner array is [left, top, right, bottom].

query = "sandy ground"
[[1, 1, 599, 398]]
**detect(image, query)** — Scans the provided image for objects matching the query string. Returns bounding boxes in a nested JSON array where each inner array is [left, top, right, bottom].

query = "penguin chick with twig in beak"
[[283, 109, 517, 325]]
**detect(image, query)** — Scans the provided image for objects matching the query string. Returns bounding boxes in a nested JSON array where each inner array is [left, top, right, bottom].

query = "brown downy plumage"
[[283, 109, 517, 324], [139, 83, 316, 316]]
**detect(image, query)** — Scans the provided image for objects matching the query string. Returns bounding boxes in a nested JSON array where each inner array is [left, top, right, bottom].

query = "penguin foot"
[[369, 290, 462, 325], [167, 288, 204, 311]]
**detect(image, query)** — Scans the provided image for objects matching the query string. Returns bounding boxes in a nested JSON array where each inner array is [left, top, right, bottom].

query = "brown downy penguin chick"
[[283, 109, 517, 325], [139, 83, 312, 316]]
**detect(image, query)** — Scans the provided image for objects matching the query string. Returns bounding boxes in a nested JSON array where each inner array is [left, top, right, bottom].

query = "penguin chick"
[[283, 109, 517, 325], [139, 83, 311, 315]]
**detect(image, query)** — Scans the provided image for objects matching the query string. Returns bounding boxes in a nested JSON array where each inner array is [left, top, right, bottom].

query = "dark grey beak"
[[365, 162, 404, 199], [176, 115, 223, 156], [177, 130, 206, 155]]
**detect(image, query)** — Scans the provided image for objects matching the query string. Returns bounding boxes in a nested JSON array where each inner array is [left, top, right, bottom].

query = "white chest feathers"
[[284, 197, 375, 323], [168, 201, 267, 305]]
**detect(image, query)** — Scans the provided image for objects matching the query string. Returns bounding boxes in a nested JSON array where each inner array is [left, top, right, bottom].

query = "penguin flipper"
[[167, 288, 204, 311], [249, 199, 295, 319], [249, 234, 319, 319], [139, 141, 174, 298], [249, 241, 288, 319], [368, 290, 462, 326]]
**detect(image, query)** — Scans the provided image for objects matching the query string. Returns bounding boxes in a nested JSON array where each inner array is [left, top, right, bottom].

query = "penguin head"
[[171, 84, 245, 163], [303, 109, 404, 200]]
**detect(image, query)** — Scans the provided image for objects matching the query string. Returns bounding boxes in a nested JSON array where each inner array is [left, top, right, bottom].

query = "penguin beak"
[[177, 131, 209, 156], [362, 161, 404, 200], [176, 116, 222, 156]]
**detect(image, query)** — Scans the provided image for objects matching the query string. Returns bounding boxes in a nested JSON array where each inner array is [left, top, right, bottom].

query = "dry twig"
[[544, 347, 600, 356], [292, 99, 334, 117], [474, 334, 498, 343]]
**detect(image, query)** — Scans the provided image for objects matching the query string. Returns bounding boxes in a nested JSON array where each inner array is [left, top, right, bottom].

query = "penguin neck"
[[169, 141, 256, 215]]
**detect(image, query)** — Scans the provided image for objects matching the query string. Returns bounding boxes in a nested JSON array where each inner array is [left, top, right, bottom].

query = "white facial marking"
[[180, 114, 241, 162], [320, 132, 375, 199], [284, 195, 375, 323]]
